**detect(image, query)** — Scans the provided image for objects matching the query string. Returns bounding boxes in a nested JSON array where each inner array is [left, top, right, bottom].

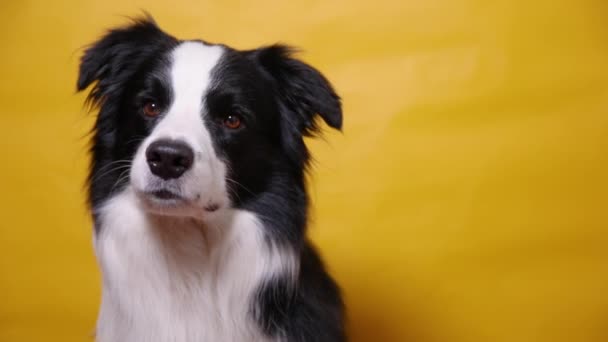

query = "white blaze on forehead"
[[148, 41, 224, 147], [170, 41, 224, 115]]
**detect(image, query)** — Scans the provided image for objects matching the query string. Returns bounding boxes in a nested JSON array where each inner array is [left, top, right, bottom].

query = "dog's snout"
[[146, 139, 194, 180]]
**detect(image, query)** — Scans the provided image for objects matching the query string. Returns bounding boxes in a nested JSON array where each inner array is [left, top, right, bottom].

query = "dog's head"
[[78, 18, 342, 219]]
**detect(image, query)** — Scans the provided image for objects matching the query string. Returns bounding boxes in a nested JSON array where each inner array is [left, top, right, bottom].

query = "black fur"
[[255, 244, 345, 341], [78, 17, 345, 341]]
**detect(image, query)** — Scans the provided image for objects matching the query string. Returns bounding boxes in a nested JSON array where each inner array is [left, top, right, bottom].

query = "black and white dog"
[[77, 17, 345, 342]]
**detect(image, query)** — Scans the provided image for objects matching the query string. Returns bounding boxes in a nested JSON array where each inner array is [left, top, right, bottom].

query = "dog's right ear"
[[77, 17, 176, 103]]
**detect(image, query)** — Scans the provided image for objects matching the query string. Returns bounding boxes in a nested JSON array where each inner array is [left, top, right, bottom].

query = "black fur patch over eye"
[[77, 18, 178, 211]]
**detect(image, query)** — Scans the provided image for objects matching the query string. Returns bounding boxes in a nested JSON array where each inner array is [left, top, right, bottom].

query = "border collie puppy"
[[77, 17, 345, 342]]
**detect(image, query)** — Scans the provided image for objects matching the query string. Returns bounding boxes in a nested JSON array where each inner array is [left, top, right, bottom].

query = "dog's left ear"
[[249, 45, 342, 135]]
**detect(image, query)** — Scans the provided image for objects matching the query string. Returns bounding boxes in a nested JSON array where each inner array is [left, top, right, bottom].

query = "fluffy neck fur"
[[94, 184, 300, 342]]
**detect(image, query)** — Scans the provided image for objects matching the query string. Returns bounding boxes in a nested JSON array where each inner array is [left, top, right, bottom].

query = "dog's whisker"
[[109, 171, 131, 195], [94, 159, 132, 174], [225, 177, 256, 197], [90, 164, 131, 183]]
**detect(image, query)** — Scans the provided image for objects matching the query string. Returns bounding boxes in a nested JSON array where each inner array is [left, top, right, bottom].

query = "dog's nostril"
[[147, 150, 162, 163], [175, 155, 192, 168], [145, 139, 194, 180]]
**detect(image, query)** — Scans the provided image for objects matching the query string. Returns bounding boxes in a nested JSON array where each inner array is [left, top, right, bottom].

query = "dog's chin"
[[134, 188, 220, 220]]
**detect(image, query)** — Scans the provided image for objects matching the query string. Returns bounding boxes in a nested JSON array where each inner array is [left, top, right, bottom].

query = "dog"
[[77, 16, 345, 342]]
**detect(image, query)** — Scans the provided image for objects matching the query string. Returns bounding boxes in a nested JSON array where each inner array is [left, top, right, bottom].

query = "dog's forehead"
[[168, 41, 225, 102]]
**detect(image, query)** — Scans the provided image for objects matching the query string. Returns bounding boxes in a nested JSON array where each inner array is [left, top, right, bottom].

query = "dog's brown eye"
[[143, 102, 161, 117], [223, 115, 242, 129]]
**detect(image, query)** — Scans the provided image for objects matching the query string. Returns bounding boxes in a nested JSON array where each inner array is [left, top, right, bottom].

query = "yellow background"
[[1, 1, 607, 341]]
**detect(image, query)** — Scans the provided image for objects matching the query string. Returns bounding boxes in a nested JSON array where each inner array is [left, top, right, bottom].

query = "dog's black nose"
[[146, 139, 194, 180]]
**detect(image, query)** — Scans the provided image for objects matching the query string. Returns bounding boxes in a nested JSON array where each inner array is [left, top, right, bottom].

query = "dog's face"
[[78, 19, 341, 220]]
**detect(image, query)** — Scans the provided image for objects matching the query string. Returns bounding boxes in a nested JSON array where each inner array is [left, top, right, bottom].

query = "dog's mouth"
[[135, 187, 222, 218], [140, 188, 188, 207], [149, 189, 182, 201]]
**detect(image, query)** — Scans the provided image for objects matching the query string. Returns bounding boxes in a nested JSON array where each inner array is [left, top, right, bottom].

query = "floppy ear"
[[250, 45, 343, 135], [77, 17, 176, 104]]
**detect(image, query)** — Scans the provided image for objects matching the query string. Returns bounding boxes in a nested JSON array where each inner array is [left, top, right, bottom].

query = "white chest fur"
[[93, 188, 293, 342]]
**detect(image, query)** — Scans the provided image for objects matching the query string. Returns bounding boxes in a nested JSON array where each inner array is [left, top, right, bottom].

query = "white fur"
[[94, 41, 298, 341]]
